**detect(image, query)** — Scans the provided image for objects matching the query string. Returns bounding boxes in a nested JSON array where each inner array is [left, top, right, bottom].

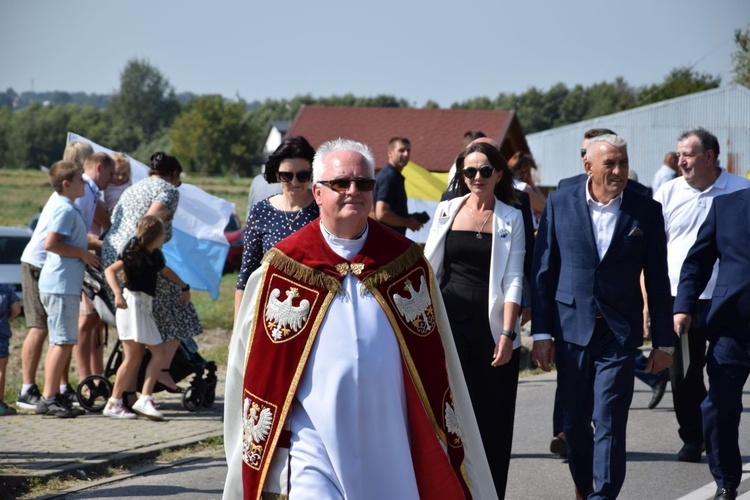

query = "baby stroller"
[[76, 266, 217, 413]]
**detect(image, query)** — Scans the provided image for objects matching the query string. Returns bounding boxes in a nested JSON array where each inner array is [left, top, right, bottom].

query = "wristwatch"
[[181, 284, 190, 292], [656, 346, 675, 355], [501, 329, 517, 341]]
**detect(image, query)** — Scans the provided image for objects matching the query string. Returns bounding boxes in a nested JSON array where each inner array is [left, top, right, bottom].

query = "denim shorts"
[[40, 293, 80, 345], [0, 333, 9, 359]]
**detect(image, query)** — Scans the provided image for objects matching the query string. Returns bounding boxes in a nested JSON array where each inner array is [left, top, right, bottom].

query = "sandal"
[[156, 369, 183, 394]]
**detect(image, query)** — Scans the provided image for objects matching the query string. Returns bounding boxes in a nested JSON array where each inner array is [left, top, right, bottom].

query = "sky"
[[1, 1, 749, 108]]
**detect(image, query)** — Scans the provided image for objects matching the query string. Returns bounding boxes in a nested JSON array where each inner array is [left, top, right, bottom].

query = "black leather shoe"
[[677, 442, 705, 462], [550, 433, 567, 457], [648, 372, 668, 409], [715, 487, 737, 499]]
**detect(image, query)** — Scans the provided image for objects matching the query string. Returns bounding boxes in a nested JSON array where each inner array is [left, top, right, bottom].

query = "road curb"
[[0, 429, 223, 499]]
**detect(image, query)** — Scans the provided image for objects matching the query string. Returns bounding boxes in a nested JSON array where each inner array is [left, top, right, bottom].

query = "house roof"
[[286, 106, 528, 172]]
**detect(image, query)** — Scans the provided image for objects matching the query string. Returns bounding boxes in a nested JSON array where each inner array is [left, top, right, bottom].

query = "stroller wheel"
[[77, 375, 112, 412], [182, 386, 204, 412], [203, 381, 217, 408]]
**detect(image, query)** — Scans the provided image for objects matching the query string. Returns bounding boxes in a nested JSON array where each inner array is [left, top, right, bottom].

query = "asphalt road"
[[51, 370, 750, 500]]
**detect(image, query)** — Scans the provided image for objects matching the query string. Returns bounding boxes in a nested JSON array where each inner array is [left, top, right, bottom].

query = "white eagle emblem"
[[392, 275, 435, 334], [445, 401, 462, 441], [242, 398, 274, 468], [265, 287, 310, 340]]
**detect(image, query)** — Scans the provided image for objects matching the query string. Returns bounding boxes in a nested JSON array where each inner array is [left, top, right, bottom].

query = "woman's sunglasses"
[[317, 177, 376, 193], [278, 171, 312, 183], [462, 165, 496, 179]]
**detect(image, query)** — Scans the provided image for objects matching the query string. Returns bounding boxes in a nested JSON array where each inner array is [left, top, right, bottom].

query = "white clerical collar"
[[319, 222, 368, 260]]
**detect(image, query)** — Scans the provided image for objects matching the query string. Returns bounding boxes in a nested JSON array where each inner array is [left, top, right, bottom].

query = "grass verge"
[[8, 437, 225, 499]]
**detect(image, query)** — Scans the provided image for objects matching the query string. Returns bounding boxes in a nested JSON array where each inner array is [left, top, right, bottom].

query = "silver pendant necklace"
[[470, 206, 492, 239], [283, 208, 302, 231]]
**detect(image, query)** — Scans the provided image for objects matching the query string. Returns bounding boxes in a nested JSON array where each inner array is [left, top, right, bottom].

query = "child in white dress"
[[103, 215, 191, 420]]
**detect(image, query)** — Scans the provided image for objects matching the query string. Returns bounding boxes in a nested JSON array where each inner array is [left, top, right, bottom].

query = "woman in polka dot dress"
[[234, 136, 319, 316], [103, 152, 202, 392]]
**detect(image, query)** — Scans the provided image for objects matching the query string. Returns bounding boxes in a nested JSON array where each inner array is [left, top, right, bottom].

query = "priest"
[[223, 138, 495, 499]]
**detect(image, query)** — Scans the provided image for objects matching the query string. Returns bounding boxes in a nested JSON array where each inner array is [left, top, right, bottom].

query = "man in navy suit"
[[674, 188, 750, 500], [548, 129, 668, 461], [531, 133, 674, 499]]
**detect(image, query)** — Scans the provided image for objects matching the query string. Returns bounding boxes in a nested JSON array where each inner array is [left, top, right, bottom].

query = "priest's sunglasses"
[[462, 165, 496, 179], [317, 177, 376, 193], [278, 170, 312, 183]]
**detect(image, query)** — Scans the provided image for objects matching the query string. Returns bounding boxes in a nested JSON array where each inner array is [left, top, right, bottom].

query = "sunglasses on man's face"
[[580, 148, 587, 158], [278, 170, 312, 183], [462, 165, 496, 179], [317, 177, 376, 193]]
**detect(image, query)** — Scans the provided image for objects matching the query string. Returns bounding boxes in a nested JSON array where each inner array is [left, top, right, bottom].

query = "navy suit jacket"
[[674, 188, 750, 339], [531, 183, 673, 349]]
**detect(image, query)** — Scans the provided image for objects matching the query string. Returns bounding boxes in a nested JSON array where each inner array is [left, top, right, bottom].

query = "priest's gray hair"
[[586, 133, 627, 150], [312, 138, 376, 183]]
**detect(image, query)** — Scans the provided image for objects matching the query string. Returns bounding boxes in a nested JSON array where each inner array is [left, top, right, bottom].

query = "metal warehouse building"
[[527, 85, 750, 187]]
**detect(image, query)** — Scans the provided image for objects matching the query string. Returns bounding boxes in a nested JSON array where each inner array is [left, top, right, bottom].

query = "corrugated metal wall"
[[527, 85, 750, 187]]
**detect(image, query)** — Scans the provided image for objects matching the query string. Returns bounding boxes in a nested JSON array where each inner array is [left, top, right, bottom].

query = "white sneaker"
[[132, 395, 164, 421], [103, 398, 137, 419]]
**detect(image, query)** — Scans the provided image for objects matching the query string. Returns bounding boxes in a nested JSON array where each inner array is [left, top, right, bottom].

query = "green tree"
[[7, 103, 72, 169], [731, 25, 750, 87], [107, 58, 180, 150], [583, 77, 637, 120], [0, 107, 13, 167], [637, 66, 720, 105], [169, 95, 255, 175], [555, 84, 589, 127]]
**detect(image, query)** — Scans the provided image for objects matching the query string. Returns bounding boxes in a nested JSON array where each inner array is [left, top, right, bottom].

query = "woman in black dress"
[[424, 142, 525, 498]]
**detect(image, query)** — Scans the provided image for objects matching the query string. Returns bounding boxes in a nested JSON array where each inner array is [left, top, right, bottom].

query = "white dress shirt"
[[533, 180, 622, 342], [586, 180, 623, 260]]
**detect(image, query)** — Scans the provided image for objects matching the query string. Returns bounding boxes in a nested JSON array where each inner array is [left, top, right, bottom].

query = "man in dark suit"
[[674, 188, 750, 500], [531, 133, 674, 499], [548, 130, 668, 460]]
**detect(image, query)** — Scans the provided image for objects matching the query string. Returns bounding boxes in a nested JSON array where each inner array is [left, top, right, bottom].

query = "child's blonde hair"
[[135, 215, 165, 248], [111, 152, 132, 184], [118, 216, 166, 282], [62, 141, 94, 168]]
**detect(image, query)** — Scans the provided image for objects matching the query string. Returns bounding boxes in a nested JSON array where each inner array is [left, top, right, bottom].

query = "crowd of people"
[[1, 144, 201, 420], [224, 126, 748, 500], [1, 123, 747, 500]]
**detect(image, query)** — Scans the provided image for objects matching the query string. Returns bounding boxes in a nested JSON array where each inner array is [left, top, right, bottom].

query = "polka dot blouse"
[[235, 197, 320, 290]]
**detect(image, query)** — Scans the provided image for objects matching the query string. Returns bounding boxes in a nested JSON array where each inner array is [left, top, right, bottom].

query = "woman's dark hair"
[[451, 142, 517, 206], [264, 136, 315, 183], [149, 151, 183, 177]]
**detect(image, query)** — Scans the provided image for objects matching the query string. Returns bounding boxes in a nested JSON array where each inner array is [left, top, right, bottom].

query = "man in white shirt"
[[652, 152, 679, 194], [653, 127, 750, 464]]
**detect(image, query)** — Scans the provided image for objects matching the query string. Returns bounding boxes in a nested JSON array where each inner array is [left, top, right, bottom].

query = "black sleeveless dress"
[[440, 229, 520, 499]]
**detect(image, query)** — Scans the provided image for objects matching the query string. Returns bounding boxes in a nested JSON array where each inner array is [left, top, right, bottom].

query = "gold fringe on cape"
[[263, 249, 342, 295], [360, 244, 423, 294]]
